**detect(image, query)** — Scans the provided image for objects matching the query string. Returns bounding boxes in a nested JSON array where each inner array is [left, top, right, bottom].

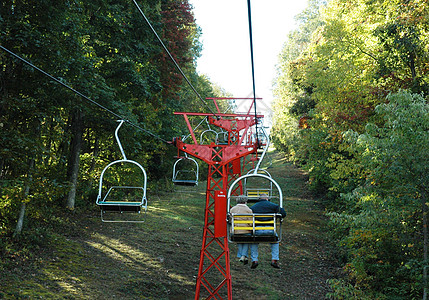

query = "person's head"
[[259, 194, 269, 201], [236, 195, 247, 204]]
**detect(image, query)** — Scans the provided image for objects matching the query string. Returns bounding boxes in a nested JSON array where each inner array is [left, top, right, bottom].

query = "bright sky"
[[189, 0, 308, 119]]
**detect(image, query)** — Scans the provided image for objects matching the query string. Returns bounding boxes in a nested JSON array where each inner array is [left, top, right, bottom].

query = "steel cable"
[[0, 45, 170, 144], [131, 0, 218, 118], [246, 0, 260, 145]]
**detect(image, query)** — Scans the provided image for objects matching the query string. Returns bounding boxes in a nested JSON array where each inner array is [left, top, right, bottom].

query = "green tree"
[[330, 91, 429, 298], [0, 0, 214, 237], [272, 0, 429, 297]]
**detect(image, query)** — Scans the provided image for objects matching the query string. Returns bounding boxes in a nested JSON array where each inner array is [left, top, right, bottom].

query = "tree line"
[[272, 0, 429, 298], [0, 1, 224, 237]]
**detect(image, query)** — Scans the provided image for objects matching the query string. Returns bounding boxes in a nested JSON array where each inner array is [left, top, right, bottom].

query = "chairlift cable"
[[2, 1, 260, 145], [131, 0, 218, 118], [0, 45, 170, 144], [246, 0, 259, 145]]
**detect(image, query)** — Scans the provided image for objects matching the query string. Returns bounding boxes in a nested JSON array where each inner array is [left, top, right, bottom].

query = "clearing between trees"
[[1, 151, 340, 299]]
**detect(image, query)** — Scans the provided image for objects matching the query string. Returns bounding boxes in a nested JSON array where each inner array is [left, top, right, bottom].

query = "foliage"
[[0, 0, 222, 237], [322, 91, 428, 298], [272, 0, 429, 297]]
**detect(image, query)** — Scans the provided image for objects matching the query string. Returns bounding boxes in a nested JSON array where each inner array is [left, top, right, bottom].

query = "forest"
[[1, 0, 428, 299], [271, 0, 429, 298], [0, 0, 227, 232]]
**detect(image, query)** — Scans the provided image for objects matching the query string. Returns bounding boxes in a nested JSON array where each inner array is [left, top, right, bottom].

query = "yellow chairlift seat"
[[244, 168, 273, 202], [229, 212, 283, 243]]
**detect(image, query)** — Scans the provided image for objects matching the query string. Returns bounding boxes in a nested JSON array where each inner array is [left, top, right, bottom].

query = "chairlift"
[[227, 173, 284, 243], [244, 169, 273, 202], [248, 125, 273, 168], [199, 128, 220, 144], [96, 120, 148, 223], [217, 130, 229, 145], [172, 156, 199, 186], [198, 118, 230, 145]]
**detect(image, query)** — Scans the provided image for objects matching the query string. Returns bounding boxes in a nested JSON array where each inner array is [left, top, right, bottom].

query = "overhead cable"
[[131, 0, 218, 118], [0, 45, 170, 144], [246, 0, 260, 144]]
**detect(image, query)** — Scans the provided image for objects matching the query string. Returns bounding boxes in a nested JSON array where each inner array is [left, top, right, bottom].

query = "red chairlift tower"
[[173, 98, 264, 299]]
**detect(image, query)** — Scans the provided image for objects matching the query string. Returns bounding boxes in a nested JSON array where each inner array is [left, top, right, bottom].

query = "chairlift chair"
[[198, 119, 229, 145], [199, 128, 220, 145], [96, 120, 148, 222], [227, 173, 284, 243], [172, 156, 199, 186], [217, 130, 229, 145]]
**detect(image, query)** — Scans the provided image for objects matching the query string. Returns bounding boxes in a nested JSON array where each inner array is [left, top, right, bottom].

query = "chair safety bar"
[[227, 213, 283, 243], [96, 159, 148, 206], [227, 173, 283, 208], [227, 173, 284, 243]]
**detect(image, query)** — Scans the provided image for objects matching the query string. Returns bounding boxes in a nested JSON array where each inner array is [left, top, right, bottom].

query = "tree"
[[0, 0, 212, 235], [272, 0, 429, 297], [332, 91, 429, 297]]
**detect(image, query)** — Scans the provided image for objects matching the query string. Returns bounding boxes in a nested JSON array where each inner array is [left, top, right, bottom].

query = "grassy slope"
[[1, 151, 339, 299]]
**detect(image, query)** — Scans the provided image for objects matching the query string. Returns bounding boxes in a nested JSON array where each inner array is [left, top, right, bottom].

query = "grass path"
[[228, 152, 339, 299], [1, 151, 339, 299]]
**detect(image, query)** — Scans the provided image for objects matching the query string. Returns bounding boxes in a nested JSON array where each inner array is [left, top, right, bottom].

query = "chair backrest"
[[229, 213, 283, 243], [245, 188, 271, 201]]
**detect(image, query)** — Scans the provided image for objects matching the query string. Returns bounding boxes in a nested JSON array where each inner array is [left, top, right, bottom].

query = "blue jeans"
[[250, 243, 279, 261], [237, 243, 249, 258], [249, 229, 279, 261]]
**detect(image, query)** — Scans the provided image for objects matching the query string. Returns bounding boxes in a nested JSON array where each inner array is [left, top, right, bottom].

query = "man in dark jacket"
[[249, 194, 286, 269]]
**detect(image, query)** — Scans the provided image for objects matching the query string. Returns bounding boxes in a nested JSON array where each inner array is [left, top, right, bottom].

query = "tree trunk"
[[14, 204, 26, 237], [58, 115, 72, 172], [0, 158, 5, 179], [88, 134, 99, 174], [66, 108, 84, 209], [13, 158, 35, 237]]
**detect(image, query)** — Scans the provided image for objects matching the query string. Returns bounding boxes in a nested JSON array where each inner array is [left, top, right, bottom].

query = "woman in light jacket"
[[230, 195, 252, 264]]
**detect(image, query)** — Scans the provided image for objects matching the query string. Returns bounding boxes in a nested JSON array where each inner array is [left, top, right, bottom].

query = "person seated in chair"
[[249, 194, 286, 269], [230, 195, 253, 265]]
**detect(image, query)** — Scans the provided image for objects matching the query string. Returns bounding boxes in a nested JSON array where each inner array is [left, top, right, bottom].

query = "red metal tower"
[[173, 98, 262, 299]]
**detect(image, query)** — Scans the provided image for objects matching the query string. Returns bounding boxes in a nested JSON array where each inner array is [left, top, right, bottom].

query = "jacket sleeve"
[[278, 206, 286, 218]]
